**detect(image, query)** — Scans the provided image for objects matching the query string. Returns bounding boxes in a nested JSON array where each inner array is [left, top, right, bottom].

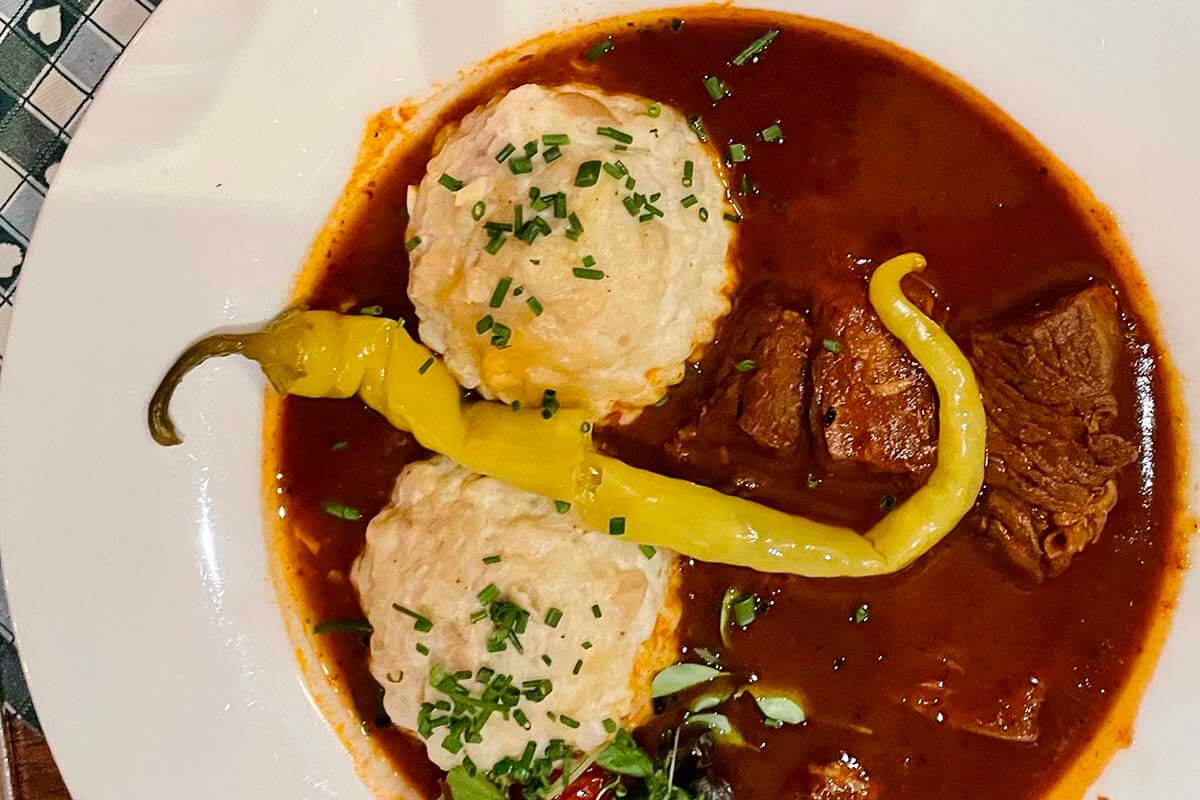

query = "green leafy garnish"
[[751, 692, 806, 727], [446, 765, 506, 800], [595, 730, 655, 778], [651, 663, 722, 698], [321, 500, 362, 521]]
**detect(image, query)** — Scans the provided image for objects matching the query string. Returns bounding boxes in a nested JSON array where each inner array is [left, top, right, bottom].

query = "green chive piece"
[[602, 162, 625, 179], [596, 126, 634, 144], [853, 603, 871, 624], [476, 315, 494, 334], [638, 212, 654, 223], [687, 115, 708, 141], [312, 619, 372, 634], [654, 394, 669, 407], [683, 160, 695, 187], [541, 389, 559, 419], [681, 194, 699, 208], [807, 473, 820, 489], [573, 267, 605, 280], [543, 145, 563, 163], [732, 28, 779, 66], [735, 359, 756, 372], [575, 160, 602, 187], [438, 173, 464, 191], [724, 211, 743, 222], [545, 607, 564, 627], [699, 207, 709, 221], [510, 400, 521, 411], [484, 234, 507, 255], [508, 156, 533, 175], [331, 439, 349, 451], [358, 305, 383, 316], [625, 176, 636, 191], [514, 708, 532, 730], [393, 603, 434, 632], [572, 660, 583, 676], [490, 322, 512, 348], [527, 296, 544, 316], [483, 555, 502, 565], [703, 75, 729, 101], [553, 193, 567, 218], [639, 544, 657, 559], [418, 357, 434, 375], [469, 608, 487, 624], [471, 201, 486, 220], [729, 143, 748, 162], [415, 643, 429, 655], [740, 174, 758, 196], [592, 604, 603, 618], [477, 583, 500, 605], [582, 254, 596, 268], [566, 212, 584, 236], [483, 221, 513, 232], [614, 143, 628, 151], [553, 499, 571, 514], [489, 277, 512, 308], [541, 655, 553, 667], [582, 641, 593, 649], [880, 493, 897, 513], [542, 133, 571, 146], [405, 235, 422, 251], [761, 123, 784, 142], [523, 140, 538, 157], [646, 102, 662, 118], [495, 142, 516, 162], [321, 500, 362, 521], [609, 517, 626, 536], [560, 715, 581, 729], [603, 718, 618, 734], [583, 37, 615, 61]]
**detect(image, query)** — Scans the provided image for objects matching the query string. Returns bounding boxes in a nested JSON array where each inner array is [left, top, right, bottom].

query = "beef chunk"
[[806, 754, 878, 800], [810, 278, 937, 475], [671, 302, 812, 453], [901, 676, 1045, 743], [970, 285, 1138, 580]]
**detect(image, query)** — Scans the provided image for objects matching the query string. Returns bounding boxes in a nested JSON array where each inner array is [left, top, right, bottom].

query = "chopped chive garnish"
[[542, 133, 571, 146], [740, 174, 758, 196], [415, 643, 429, 655], [622, 196, 641, 216], [554, 500, 571, 514], [581, 641, 593, 649], [762, 123, 784, 142], [591, 604, 603, 618], [469, 608, 487, 624], [724, 211, 743, 222], [541, 389, 559, 419], [543, 145, 563, 163], [807, 473, 820, 489], [482, 555, 502, 565], [438, 173, 464, 192], [510, 400, 521, 411], [732, 28, 779, 66], [560, 715, 581, 729], [880, 493, 897, 513], [584, 37, 615, 60], [321, 500, 362, 521], [614, 144, 628, 151], [735, 359, 756, 372], [603, 718, 618, 734], [476, 315, 494, 334], [602, 162, 626, 179], [545, 607, 564, 627], [359, 305, 383, 316], [575, 160, 602, 187], [477, 583, 500, 605], [639, 544, 657, 559], [650, 192, 661, 202], [703, 75, 729, 101], [553, 193, 567, 218], [625, 176, 636, 190], [484, 234, 507, 255], [392, 603, 434, 632], [681, 194, 699, 208], [312, 619, 372, 634], [582, 254, 596, 268], [729, 143, 748, 162], [490, 322, 512, 349], [418, 357, 434, 375], [405, 235, 422, 251], [699, 207, 709, 221], [524, 140, 538, 157], [853, 603, 871, 624], [683, 160, 695, 187], [471, 201, 486, 221], [331, 439, 349, 451], [529, 186, 541, 201], [483, 221, 513, 232], [508, 156, 533, 174], [572, 660, 583, 676], [687, 115, 708, 141], [644, 203, 664, 218], [646, 102, 662, 118], [495, 142, 516, 162], [609, 517, 626, 536], [527, 296, 544, 316], [638, 213, 654, 223], [489, 277, 512, 308], [654, 394, 669, 407], [541, 655, 553, 667], [596, 126, 633, 144], [514, 204, 523, 230], [514, 708, 532, 729], [573, 267, 605, 280], [823, 338, 843, 353]]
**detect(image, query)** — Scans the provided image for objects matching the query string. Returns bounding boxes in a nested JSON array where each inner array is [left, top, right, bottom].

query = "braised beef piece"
[[900, 675, 1045, 743], [970, 285, 1139, 580], [670, 301, 812, 454], [805, 755, 878, 800], [809, 278, 938, 475]]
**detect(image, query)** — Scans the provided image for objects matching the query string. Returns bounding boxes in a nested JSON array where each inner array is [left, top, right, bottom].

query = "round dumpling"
[[407, 83, 734, 418], [350, 455, 680, 772]]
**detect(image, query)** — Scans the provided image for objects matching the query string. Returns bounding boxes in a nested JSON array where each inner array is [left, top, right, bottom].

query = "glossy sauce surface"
[[271, 12, 1183, 799]]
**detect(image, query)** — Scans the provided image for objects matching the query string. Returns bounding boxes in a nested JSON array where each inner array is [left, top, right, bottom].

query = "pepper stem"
[[147, 333, 257, 446]]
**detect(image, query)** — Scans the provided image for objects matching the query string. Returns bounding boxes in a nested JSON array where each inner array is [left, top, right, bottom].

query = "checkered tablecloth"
[[0, 0, 157, 729]]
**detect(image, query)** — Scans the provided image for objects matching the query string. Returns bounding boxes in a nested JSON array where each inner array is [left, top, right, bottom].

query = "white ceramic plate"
[[1, 1, 1197, 797]]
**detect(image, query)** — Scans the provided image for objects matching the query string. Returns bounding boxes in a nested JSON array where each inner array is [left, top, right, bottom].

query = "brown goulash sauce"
[[271, 11, 1185, 800]]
